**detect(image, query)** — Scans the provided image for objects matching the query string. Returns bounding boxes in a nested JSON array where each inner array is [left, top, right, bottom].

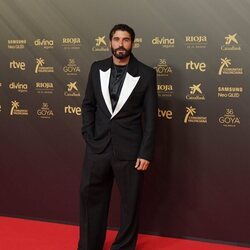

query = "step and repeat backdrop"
[[0, 0, 250, 246]]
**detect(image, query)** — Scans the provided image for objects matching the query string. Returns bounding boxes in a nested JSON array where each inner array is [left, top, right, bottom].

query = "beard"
[[111, 46, 132, 59]]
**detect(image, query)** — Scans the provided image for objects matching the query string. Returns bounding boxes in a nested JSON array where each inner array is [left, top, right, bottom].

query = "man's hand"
[[135, 158, 150, 171]]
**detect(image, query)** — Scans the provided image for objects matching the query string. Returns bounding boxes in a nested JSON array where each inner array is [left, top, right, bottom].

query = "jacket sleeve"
[[138, 69, 158, 161], [81, 63, 96, 142]]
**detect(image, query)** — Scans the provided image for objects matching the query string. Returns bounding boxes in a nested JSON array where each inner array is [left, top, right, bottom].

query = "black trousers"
[[78, 144, 144, 250]]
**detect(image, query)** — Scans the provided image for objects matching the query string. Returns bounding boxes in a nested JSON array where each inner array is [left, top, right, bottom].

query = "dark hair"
[[109, 24, 135, 42]]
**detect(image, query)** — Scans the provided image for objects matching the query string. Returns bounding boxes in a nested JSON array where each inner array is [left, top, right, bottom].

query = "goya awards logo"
[[185, 35, 208, 49], [34, 39, 54, 49], [35, 82, 54, 94], [218, 86, 243, 98], [64, 81, 80, 97], [154, 59, 173, 76], [184, 106, 207, 124], [8, 39, 26, 49], [37, 103, 54, 119], [221, 33, 241, 51], [158, 108, 173, 119], [92, 35, 109, 52], [133, 38, 142, 49], [219, 109, 240, 127], [10, 60, 26, 70], [186, 60, 206, 72], [9, 82, 28, 93], [10, 100, 28, 116], [64, 105, 81, 116], [186, 83, 205, 100], [218, 58, 243, 75], [152, 36, 175, 48], [157, 84, 174, 97], [62, 37, 81, 49], [63, 59, 80, 75], [35, 58, 54, 73]]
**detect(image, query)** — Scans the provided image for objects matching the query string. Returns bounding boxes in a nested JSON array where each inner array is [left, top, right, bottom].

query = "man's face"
[[110, 30, 133, 59]]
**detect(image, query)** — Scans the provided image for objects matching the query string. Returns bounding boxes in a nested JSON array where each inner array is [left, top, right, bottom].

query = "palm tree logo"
[[218, 58, 231, 75], [35, 58, 45, 73], [184, 106, 196, 123], [10, 100, 19, 115]]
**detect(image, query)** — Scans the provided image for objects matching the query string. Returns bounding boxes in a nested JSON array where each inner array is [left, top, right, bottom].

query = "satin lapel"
[[99, 69, 113, 116], [111, 72, 140, 119]]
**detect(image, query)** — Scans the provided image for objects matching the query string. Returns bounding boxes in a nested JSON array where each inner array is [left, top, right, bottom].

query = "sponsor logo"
[[154, 59, 173, 76], [157, 84, 174, 97], [63, 59, 80, 75], [64, 105, 81, 116], [62, 37, 81, 49], [37, 103, 54, 119], [152, 36, 175, 48], [35, 58, 54, 73], [10, 60, 26, 70], [221, 33, 241, 51], [133, 37, 142, 49], [34, 39, 54, 49], [185, 35, 208, 49], [219, 109, 240, 127], [64, 81, 80, 96], [186, 60, 206, 72], [218, 57, 243, 75], [9, 82, 28, 93], [8, 39, 26, 49], [184, 106, 207, 124], [35, 82, 54, 94], [186, 83, 205, 100], [158, 108, 173, 119], [218, 86, 243, 98], [92, 35, 109, 52], [10, 100, 28, 116]]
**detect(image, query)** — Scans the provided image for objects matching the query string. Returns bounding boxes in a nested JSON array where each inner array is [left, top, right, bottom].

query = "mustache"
[[114, 47, 127, 52]]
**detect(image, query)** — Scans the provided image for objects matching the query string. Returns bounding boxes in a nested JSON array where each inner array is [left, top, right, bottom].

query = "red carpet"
[[0, 216, 248, 250]]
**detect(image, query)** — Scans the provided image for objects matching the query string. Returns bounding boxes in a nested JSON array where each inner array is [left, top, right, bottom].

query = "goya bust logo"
[[154, 59, 173, 76], [63, 59, 80, 75], [37, 103, 54, 119], [219, 109, 240, 127]]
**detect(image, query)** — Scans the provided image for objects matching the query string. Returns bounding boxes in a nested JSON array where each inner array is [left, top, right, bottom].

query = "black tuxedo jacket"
[[82, 54, 157, 161]]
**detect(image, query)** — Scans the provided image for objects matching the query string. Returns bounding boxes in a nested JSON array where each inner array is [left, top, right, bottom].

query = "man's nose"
[[119, 40, 123, 46]]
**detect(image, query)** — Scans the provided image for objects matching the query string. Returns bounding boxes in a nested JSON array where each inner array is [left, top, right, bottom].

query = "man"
[[78, 24, 157, 250]]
